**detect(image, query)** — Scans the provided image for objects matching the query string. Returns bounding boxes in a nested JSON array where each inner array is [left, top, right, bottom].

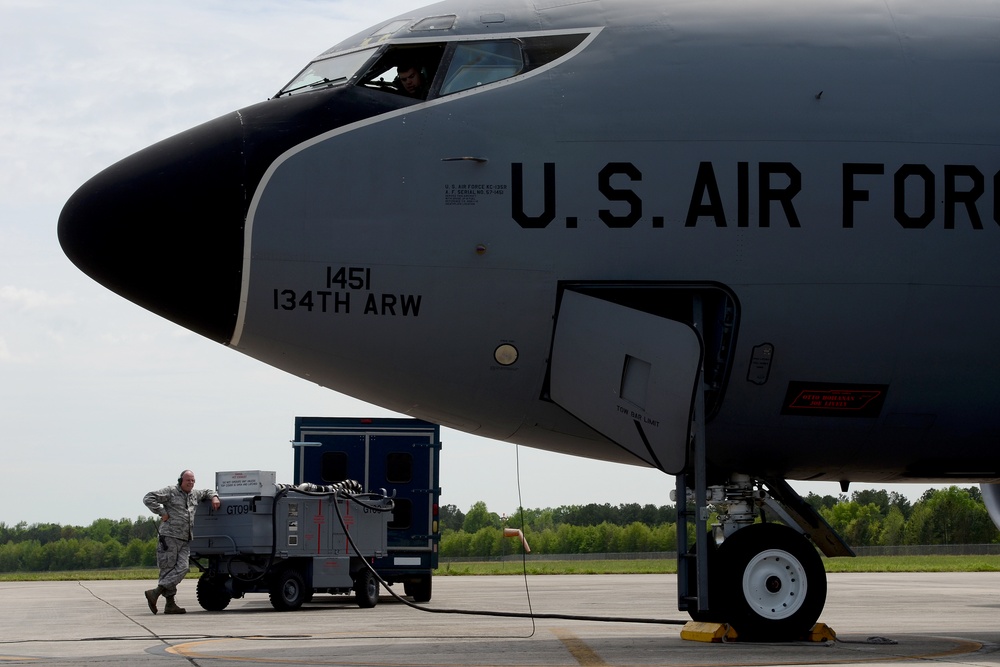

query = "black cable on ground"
[[330, 485, 690, 627]]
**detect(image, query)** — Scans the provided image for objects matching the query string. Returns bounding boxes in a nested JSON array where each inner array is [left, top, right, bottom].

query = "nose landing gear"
[[717, 522, 827, 640], [676, 475, 845, 641]]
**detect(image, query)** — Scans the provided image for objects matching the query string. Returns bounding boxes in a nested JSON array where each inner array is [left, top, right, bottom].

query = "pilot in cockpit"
[[396, 62, 429, 99]]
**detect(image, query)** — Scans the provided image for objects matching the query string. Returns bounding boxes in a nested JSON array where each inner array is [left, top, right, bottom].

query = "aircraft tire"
[[716, 523, 826, 641]]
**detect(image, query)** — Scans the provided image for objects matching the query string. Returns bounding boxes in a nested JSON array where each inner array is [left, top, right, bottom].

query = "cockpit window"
[[357, 44, 446, 100], [440, 40, 523, 95], [276, 48, 376, 97], [411, 15, 457, 31], [353, 32, 591, 102], [368, 20, 411, 41]]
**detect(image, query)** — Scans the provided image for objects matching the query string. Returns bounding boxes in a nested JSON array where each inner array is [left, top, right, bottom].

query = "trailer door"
[[366, 430, 438, 551], [293, 430, 366, 487]]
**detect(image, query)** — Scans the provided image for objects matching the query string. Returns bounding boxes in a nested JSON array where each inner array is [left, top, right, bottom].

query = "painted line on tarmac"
[[550, 628, 607, 666], [831, 636, 984, 664], [164, 634, 984, 667], [169, 638, 321, 664], [168, 638, 462, 666]]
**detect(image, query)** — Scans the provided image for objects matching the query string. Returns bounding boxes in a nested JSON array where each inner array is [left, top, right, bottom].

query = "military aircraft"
[[58, 0, 999, 641]]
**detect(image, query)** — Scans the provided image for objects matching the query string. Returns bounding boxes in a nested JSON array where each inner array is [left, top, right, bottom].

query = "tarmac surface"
[[0, 572, 997, 666]]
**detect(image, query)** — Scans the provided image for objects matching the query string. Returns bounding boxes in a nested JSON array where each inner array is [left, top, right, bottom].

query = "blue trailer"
[[292, 417, 441, 602]]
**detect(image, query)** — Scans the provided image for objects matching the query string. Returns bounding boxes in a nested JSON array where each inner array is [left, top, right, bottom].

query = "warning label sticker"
[[781, 382, 888, 418]]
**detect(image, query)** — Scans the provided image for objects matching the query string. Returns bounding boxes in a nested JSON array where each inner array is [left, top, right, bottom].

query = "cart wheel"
[[354, 569, 379, 608], [403, 575, 432, 603], [269, 567, 307, 611], [196, 573, 231, 611]]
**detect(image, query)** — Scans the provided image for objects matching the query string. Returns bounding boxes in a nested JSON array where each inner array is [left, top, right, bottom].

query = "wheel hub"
[[742, 548, 808, 620]]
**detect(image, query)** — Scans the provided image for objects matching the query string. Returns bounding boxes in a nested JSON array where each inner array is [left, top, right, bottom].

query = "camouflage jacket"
[[143, 484, 218, 541]]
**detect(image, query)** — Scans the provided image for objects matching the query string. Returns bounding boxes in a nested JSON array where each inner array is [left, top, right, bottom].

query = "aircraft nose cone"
[[58, 112, 246, 344]]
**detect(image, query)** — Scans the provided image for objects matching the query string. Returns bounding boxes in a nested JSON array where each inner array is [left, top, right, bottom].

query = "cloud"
[[0, 336, 34, 364], [0, 285, 73, 311]]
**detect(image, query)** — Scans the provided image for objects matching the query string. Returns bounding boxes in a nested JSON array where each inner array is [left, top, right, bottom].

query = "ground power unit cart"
[[190, 471, 392, 611]]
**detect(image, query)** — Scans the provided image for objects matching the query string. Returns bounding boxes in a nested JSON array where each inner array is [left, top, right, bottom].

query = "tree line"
[[0, 517, 160, 572], [439, 486, 999, 558], [807, 486, 998, 547], [0, 486, 996, 571]]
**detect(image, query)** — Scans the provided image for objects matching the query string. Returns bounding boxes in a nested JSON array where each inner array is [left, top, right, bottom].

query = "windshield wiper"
[[275, 76, 348, 98]]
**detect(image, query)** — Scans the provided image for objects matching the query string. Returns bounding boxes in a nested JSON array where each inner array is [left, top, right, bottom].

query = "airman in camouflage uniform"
[[142, 470, 220, 614]]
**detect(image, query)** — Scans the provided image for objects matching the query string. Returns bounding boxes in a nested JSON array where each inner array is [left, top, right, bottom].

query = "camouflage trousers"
[[156, 535, 191, 596]]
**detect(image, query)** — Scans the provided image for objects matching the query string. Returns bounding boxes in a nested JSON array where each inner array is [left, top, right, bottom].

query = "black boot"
[[144, 585, 164, 614], [164, 596, 187, 614]]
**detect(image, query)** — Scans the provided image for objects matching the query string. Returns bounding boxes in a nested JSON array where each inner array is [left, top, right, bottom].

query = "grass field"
[[1, 554, 997, 581]]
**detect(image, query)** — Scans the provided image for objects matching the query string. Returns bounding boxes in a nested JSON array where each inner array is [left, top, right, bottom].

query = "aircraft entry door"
[[548, 288, 704, 474]]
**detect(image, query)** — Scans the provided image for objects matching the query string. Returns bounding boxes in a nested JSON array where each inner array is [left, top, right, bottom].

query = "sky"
[[0, 0, 946, 528]]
